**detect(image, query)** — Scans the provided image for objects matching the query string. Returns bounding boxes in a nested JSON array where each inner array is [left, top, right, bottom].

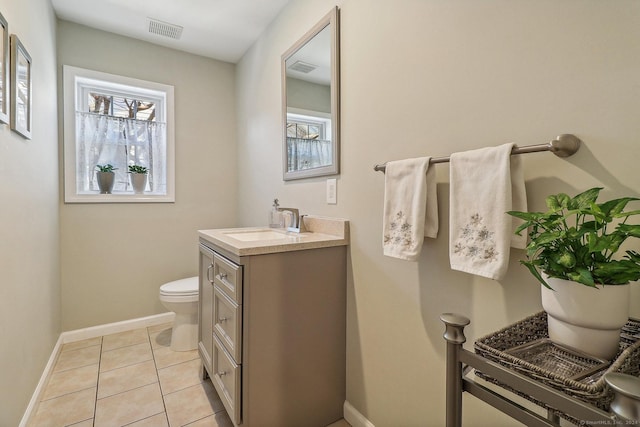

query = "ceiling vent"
[[288, 61, 317, 74], [147, 18, 183, 40]]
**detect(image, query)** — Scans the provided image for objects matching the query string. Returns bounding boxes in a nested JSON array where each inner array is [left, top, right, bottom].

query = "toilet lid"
[[160, 277, 198, 296]]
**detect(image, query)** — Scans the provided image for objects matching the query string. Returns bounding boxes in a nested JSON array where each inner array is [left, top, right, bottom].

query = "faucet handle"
[[298, 215, 309, 233], [287, 214, 309, 233]]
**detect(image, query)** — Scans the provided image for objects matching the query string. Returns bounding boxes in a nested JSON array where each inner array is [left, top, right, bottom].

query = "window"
[[63, 65, 175, 203], [287, 116, 326, 140], [285, 110, 332, 171]]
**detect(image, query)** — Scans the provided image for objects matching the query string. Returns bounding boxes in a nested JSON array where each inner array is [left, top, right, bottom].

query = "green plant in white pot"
[[128, 165, 148, 194], [508, 187, 640, 359], [96, 164, 117, 194]]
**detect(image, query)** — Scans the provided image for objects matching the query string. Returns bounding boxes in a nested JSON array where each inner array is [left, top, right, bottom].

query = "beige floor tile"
[[184, 412, 233, 427], [61, 337, 102, 353], [98, 359, 158, 399], [42, 363, 99, 400], [54, 345, 101, 372], [158, 358, 203, 395], [29, 387, 96, 426], [128, 412, 170, 426], [102, 327, 149, 351], [36, 326, 347, 427], [150, 326, 173, 349], [164, 381, 225, 427], [148, 321, 173, 335], [153, 345, 199, 369], [94, 382, 164, 427], [100, 341, 153, 372], [68, 420, 94, 427]]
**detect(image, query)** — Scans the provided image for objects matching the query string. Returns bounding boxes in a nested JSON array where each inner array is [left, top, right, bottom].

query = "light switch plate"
[[326, 178, 337, 204]]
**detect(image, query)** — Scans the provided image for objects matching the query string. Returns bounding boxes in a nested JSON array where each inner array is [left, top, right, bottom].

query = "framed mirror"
[[282, 7, 339, 181]]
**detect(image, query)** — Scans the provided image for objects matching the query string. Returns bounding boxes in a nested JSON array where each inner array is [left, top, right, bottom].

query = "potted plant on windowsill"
[[128, 165, 148, 194], [96, 164, 117, 194], [508, 187, 640, 359]]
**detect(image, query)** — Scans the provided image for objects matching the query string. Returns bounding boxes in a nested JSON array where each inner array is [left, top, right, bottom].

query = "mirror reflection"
[[282, 7, 339, 180]]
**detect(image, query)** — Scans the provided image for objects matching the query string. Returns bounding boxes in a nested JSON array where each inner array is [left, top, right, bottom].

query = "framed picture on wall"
[[0, 12, 8, 125], [10, 34, 31, 139]]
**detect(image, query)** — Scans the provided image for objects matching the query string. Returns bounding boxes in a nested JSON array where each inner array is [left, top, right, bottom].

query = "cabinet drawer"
[[213, 286, 242, 362], [212, 335, 241, 425], [213, 254, 242, 302]]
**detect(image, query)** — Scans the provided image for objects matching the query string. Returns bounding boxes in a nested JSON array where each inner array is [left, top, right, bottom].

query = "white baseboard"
[[60, 312, 175, 344], [19, 312, 175, 427], [19, 335, 64, 427], [344, 400, 376, 427]]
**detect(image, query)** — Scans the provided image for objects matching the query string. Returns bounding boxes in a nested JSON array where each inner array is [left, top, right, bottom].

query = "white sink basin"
[[223, 229, 295, 242]]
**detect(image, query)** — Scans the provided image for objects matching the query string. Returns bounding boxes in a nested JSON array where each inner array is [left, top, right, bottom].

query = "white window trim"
[[287, 107, 332, 140], [63, 65, 175, 203]]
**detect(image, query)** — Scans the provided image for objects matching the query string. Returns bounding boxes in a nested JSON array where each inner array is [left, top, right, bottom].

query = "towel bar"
[[373, 134, 581, 173]]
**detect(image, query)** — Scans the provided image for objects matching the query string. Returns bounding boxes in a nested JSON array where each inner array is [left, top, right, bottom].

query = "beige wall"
[[287, 77, 331, 113], [57, 21, 238, 330], [237, 1, 640, 426], [0, 0, 59, 425]]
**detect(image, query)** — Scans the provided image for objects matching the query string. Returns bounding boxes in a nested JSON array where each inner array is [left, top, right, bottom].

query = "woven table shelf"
[[474, 311, 640, 419]]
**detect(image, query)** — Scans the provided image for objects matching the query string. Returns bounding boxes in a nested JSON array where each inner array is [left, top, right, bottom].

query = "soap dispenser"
[[269, 199, 283, 228]]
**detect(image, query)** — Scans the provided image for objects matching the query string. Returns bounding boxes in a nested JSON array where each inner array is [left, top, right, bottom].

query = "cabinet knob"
[[217, 370, 227, 377], [219, 272, 228, 281], [218, 317, 228, 323]]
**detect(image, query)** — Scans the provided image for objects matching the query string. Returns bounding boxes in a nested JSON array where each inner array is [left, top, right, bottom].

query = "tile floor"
[[28, 323, 351, 427]]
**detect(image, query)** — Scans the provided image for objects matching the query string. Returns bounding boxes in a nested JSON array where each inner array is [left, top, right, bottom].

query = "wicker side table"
[[440, 312, 640, 427]]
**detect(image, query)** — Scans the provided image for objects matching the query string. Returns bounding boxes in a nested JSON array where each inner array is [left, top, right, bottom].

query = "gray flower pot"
[[96, 171, 115, 194]]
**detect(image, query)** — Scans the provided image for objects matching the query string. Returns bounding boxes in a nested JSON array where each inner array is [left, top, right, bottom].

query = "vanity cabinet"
[[197, 231, 347, 427], [198, 244, 215, 375]]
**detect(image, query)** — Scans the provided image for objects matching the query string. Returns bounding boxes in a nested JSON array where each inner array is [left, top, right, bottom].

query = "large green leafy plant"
[[508, 187, 640, 289]]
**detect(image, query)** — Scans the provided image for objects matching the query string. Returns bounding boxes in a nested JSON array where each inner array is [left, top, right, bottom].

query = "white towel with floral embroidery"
[[449, 143, 525, 280], [383, 157, 438, 261], [510, 153, 528, 249]]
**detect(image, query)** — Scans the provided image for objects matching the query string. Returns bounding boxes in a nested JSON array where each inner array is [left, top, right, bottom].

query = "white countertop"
[[198, 216, 349, 256]]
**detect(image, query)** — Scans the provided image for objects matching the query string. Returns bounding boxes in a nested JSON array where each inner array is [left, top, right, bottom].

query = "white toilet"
[[159, 276, 199, 351]]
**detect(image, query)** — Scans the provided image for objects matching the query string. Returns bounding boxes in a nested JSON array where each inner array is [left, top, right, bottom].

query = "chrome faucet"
[[276, 207, 308, 233]]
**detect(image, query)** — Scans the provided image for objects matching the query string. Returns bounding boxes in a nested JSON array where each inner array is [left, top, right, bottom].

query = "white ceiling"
[[51, 0, 291, 63], [285, 24, 331, 85]]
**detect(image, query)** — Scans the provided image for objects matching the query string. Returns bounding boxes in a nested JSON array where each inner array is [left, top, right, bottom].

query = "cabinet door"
[[198, 244, 215, 377]]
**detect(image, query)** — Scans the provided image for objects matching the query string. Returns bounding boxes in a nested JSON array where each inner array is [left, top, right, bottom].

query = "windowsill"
[[64, 193, 175, 204]]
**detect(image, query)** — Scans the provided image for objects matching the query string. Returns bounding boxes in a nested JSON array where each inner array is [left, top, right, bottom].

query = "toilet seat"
[[159, 277, 198, 302]]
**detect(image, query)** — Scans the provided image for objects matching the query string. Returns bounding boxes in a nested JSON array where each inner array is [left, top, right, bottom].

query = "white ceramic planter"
[[541, 275, 630, 360], [130, 173, 148, 194]]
